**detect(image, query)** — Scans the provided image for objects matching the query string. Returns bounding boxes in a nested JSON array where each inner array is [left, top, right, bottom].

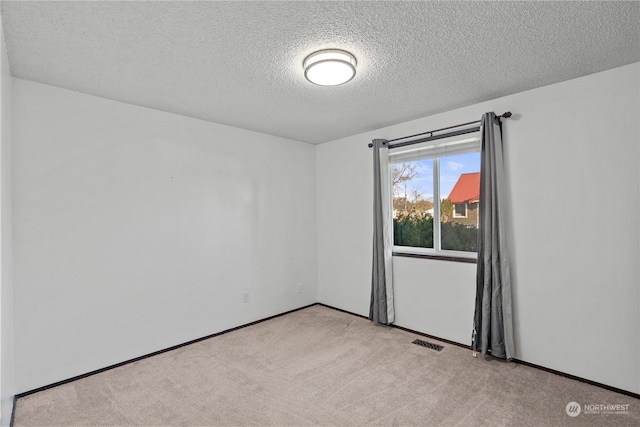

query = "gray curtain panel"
[[472, 112, 514, 360], [370, 139, 394, 325]]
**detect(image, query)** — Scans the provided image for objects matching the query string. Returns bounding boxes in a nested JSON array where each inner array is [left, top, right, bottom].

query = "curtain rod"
[[367, 112, 512, 148]]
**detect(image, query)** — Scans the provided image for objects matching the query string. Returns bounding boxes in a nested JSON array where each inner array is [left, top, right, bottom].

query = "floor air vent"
[[412, 339, 444, 352]]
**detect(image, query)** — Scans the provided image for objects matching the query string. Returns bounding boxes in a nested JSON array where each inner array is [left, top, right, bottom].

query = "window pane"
[[440, 152, 480, 252], [453, 203, 466, 217], [392, 159, 434, 249]]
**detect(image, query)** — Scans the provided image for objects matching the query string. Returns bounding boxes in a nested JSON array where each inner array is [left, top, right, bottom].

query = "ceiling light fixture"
[[303, 49, 357, 86]]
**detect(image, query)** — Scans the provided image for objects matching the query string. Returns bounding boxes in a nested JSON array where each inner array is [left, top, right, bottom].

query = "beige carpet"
[[14, 305, 639, 426]]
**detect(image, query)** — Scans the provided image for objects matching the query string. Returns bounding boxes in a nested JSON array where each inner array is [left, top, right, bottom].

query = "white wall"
[[12, 79, 317, 393], [0, 16, 15, 426], [317, 63, 640, 394]]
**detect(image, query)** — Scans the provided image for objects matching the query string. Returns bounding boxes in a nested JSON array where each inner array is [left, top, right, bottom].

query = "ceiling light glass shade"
[[303, 49, 357, 86]]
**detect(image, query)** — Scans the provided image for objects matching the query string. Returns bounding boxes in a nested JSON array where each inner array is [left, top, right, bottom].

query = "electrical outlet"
[[297, 284, 302, 294], [243, 292, 250, 303]]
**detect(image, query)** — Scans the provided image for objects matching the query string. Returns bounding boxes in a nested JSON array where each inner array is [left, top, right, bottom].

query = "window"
[[390, 133, 481, 258], [453, 203, 467, 218]]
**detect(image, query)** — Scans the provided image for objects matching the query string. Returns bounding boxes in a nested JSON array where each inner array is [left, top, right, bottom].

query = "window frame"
[[453, 203, 467, 218], [389, 132, 481, 261]]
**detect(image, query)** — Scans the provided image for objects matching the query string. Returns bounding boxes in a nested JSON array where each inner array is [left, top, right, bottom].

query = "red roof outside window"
[[448, 172, 480, 203]]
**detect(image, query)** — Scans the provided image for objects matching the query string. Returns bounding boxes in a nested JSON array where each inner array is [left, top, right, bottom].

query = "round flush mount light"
[[303, 49, 357, 86]]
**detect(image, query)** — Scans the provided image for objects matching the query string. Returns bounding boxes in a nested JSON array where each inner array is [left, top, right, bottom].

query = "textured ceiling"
[[1, 1, 639, 144]]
